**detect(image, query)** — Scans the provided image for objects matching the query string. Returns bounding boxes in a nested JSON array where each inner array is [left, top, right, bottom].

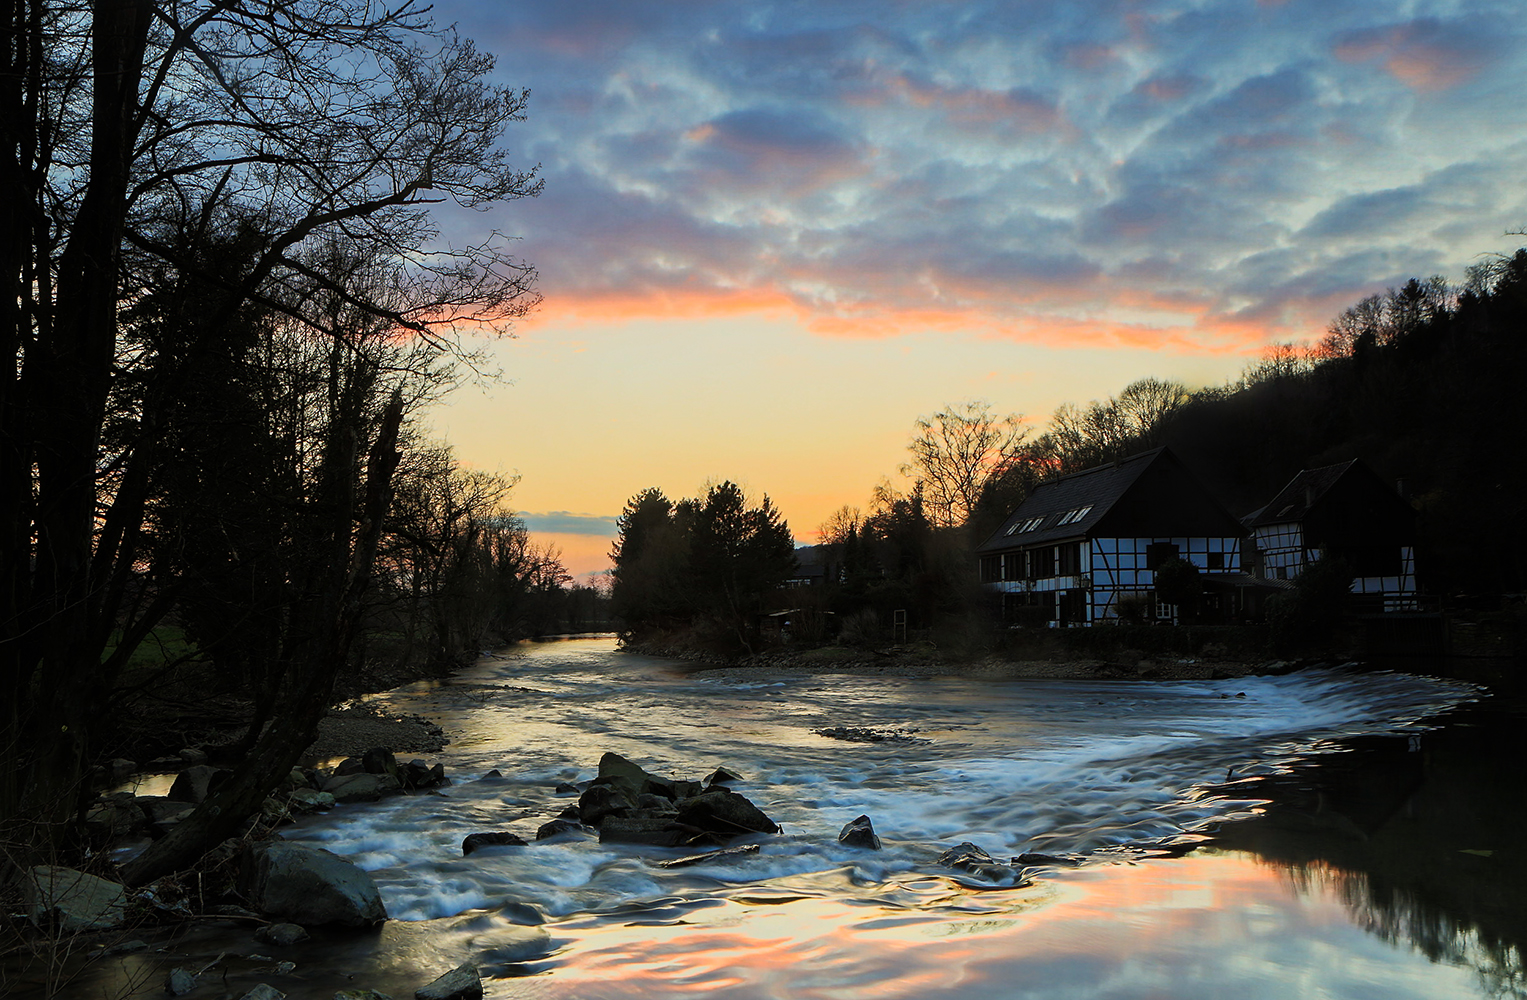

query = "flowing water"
[[31, 637, 1527, 999]]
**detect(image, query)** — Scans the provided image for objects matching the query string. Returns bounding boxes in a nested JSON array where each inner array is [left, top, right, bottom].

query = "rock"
[[177, 747, 209, 766], [596, 751, 661, 799], [167, 967, 199, 996], [481, 769, 503, 779], [255, 922, 311, 946], [240, 986, 287, 1000], [673, 788, 780, 837], [838, 815, 882, 850], [461, 831, 528, 855], [25, 866, 129, 932], [1014, 852, 1085, 867], [402, 759, 447, 789], [362, 747, 400, 779], [240, 842, 387, 927], [107, 758, 138, 784], [323, 771, 401, 803], [704, 766, 744, 786], [576, 783, 635, 825], [657, 844, 761, 868], [168, 764, 232, 803], [289, 788, 337, 814], [937, 842, 1020, 882], [414, 962, 482, 1000], [85, 798, 146, 842], [553, 781, 580, 795], [334, 991, 394, 1000], [598, 816, 688, 847], [535, 818, 589, 841]]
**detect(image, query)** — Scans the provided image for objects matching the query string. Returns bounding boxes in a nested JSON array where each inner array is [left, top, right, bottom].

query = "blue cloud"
[[518, 512, 620, 536]]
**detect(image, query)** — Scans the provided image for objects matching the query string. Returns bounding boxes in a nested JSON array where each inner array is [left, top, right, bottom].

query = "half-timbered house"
[[977, 448, 1248, 625], [1245, 459, 1418, 611]]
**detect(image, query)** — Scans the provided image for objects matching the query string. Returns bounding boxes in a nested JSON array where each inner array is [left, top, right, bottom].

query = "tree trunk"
[[120, 393, 404, 887]]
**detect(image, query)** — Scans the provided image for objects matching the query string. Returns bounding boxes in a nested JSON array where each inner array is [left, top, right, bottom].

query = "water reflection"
[[1211, 694, 1527, 1000]]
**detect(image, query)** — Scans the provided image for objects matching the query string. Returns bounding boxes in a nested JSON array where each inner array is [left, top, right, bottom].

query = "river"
[[34, 637, 1527, 998]]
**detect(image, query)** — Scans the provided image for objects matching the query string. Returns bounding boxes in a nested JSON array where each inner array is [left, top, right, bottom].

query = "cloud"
[[517, 512, 620, 536], [1333, 17, 1503, 91], [452, 0, 1524, 355]]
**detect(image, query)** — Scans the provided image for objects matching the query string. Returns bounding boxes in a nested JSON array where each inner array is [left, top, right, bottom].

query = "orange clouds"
[[1334, 21, 1495, 91]]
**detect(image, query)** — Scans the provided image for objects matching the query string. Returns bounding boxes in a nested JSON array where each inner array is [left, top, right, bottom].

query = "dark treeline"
[[613, 247, 1527, 652]]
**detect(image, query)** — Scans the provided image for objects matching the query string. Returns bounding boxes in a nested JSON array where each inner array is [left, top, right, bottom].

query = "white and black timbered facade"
[[977, 448, 1248, 626], [1246, 460, 1418, 611]]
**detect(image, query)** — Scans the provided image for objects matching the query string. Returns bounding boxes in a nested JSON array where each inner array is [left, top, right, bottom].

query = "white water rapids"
[[282, 637, 1477, 928]]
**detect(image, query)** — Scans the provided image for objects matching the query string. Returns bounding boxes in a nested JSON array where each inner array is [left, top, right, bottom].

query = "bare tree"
[[3, 0, 539, 874], [900, 401, 1028, 528]]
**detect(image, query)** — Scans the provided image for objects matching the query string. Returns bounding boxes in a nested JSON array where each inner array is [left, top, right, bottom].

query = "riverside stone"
[[25, 866, 129, 932], [838, 814, 882, 850], [255, 922, 311, 946], [415, 962, 482, 1000], [240, 843, 387, 927], [168, 764, 232, 803], [461, 831, 528, 855], [673, 788, 780, 836], [239, 986, 286, 1000]]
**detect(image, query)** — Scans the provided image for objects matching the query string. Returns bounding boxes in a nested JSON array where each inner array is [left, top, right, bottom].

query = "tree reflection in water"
[[1211, 697, 1526, 999]]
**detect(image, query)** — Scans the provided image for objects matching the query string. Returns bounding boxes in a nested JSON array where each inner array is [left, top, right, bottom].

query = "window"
[[1145, 542, 1180, 570], [1002, 552, 1023, 581], [1006, 516, 1046, 535], [1029, 546, 1057, 579], [1056, 505, 1093, 526], [1058, 541, 1082, 576]]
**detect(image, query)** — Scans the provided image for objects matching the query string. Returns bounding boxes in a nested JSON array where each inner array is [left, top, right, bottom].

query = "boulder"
[[289, 788, 337, 814], [415, 962, 482, 1000], [598, 816, 688, 847], [576, 783, 635, 826], [85, 797, 146, 842], [239, 986, 286, 1000], [255, 922, 311, 946], [937, 842, 1019, 882], [535, 818, 589, 841], [168, 764, 232, 804], [25, 866, 129, 932], [673, 788, 779, 837], [167, 967, 199, 996], [461, 831, 527, 855], [239, 843, 386, 927], [323, 771, 401, 804], [335, 992, 394, 1000], [704, 766, 744, 786], [596, 751, 661, 799], [362, 747, 400, 779], [402, 759, 447, 789], [177, 747, 209, 767], [838, 815, 882, 851]]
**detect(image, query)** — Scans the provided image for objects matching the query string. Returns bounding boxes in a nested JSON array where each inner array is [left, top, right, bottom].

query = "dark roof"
[[979, 447, 1247, 553], [1247, 460, 1357, 527], [977, 448, 1165, 553]]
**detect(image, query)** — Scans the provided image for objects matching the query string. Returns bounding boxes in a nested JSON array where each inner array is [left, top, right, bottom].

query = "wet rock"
[[24, 866, 129, 932], [1014, 852, 1085, 867], [255, 922, 310, 946], [657, 844, 761, 868], [462, 831, 528, 855], [177, 747, 209, 767], [481, 769, 504, 779], [402, 759, 447, 789], [937, 842, 1020, 882], [169, 764, 232, 803], [333, 756, 368, 777], [362, 747, 400, 779], [85, 797, 146, 842], [536, 818, 589, 841], [704, 766, 744, 786], [323, 771, 402, 804], [335, 991, 394, 1000], [415, 961, 482, 1000], [239, 842, 387, 927], [577, 783, 635, 825], [838, 815, 881, 850], [554, 781, 580, 795], [107, 758, 138, 784], [673, 788, 780, 837], [167, 967, 199, 996], [240, 985, 286, 1000], [598, 816, 688, 847], [288, 788, 337, 814], [596, 751, 663, 799]]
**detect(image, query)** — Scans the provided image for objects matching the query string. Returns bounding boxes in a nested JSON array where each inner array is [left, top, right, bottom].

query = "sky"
[[421, 0, 1527, 579]]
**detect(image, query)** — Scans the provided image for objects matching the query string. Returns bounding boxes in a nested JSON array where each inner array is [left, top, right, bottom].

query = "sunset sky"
[[422, 0, 1527, 578]]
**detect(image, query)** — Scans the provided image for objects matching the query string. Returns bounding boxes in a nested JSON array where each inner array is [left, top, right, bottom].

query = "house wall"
[[1251, 525, 1417, 606], [982, 535, 1243, 624]]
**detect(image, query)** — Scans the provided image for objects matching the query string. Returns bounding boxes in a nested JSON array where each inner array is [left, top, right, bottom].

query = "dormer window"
[[1056, 505, 1092, 526]]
